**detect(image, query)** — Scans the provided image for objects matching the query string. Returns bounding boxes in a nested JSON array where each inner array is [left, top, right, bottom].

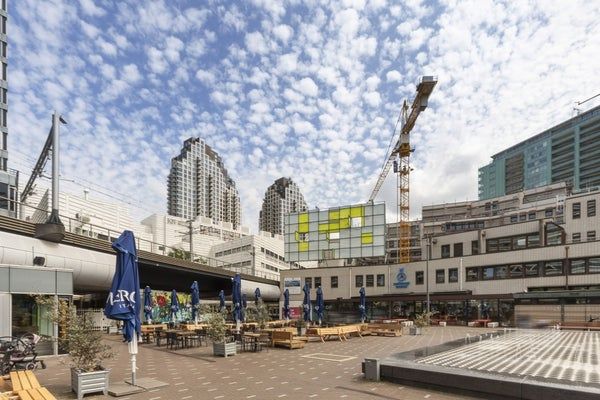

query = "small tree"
[[37, 297, 113, 372], [246, 298, 270, 329], [168, 247, 191, 261], [414, 311, 433, 329], [205, 311, 228, 343]]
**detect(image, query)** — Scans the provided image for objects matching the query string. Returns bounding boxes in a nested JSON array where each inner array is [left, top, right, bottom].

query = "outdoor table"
[[474, 319, 491, 327], [176, 331, 199, 348], [181, 323, 207, 331], [242, 333, 262, 352]]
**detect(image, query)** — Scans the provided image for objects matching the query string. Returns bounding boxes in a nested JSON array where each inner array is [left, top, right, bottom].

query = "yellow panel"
[[350, 206, 364, 217], [299, 242, 309, 252], [339, 208, 351, 219], [298, 223, 309, 233], [329, 210, 340, 220], [361, 232, 373, 244], [339, 218, 350, 229], [329, 222, 340, 231], [318, 223, 329, 233], [298, 213, 309, 223], [295, 232, 300, 242]]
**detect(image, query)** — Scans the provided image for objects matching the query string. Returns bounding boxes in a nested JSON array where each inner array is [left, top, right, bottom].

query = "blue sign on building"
[[393, 267, 410, 289]]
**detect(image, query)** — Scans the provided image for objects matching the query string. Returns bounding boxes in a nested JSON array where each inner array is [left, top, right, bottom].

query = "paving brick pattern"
[[34, 326, 495, 400]]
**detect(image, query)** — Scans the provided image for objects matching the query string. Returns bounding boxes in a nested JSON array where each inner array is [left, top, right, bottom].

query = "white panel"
[[0, 293, 10, 336]]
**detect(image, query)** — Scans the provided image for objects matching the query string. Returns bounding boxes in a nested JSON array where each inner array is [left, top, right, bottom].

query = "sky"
[[8, 0, 600, 233]]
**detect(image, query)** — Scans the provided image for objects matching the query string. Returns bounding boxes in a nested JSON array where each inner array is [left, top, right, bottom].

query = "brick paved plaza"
[[35, 326, 496, 400]]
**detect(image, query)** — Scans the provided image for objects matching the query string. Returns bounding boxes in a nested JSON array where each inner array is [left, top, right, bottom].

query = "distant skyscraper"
[[0, 1, 17, 217], [167, 138, 241, 228], [259, 177, 307, 235]]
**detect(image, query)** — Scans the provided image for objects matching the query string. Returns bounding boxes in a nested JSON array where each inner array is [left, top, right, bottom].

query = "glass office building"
[[479, 105, 600, 200]]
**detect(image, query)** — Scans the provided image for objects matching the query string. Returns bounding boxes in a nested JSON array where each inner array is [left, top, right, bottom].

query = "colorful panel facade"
[[284, 203, 386, 262]]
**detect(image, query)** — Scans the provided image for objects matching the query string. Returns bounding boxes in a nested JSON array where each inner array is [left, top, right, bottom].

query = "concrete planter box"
[[213, 341, 236, 357], [71, 368, 109, 400], [409, 326, 422, 335]]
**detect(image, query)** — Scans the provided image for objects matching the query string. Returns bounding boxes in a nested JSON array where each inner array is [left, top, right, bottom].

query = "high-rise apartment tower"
[[0, 0, 17, 218], [479, 105, 600, 200], [167, 138, 241, 228], [259, 177, 307, 235]]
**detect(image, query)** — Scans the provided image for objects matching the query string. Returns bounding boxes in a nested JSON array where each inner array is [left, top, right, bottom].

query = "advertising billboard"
[[284, 277, 302, 294], [284, 202, 386, 262]]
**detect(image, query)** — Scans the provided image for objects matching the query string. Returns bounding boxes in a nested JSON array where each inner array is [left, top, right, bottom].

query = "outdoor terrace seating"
[[271, 331, 305, 349]]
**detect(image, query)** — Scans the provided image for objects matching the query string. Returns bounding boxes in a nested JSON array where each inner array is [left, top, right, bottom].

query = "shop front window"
[[11, 294, 57, 356]]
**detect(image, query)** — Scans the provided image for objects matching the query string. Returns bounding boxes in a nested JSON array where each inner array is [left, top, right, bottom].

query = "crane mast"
[[369, 76, 437, 263]]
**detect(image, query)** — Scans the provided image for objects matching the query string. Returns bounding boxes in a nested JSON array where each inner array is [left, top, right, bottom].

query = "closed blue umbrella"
[[359, 287, 367, 323], [254, 287, 261, 305], [143, 286, 153, 324], [302, 283, 311, 322], [104, 230, 141, 385], [241, 294, 247, 323], [283, 289, 290, 320], [191, 281, 200, 324], [232, 274, 242, 326], [219, 290, 226, 312], [315, 286, 324, 325], [170, 289, 180, 322]]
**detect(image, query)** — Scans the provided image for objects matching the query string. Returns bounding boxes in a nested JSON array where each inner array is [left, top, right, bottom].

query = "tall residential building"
[[167, 137, 241, 228], [259, 177, 307, 235], [0, 0, 17, 218], [478, 105, 600, 200]]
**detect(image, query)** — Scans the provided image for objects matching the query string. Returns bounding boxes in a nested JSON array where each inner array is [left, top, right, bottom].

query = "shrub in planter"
[[410, 311, 432, 335], [206, 311, 236, 357], [295, 318, 307, 336]]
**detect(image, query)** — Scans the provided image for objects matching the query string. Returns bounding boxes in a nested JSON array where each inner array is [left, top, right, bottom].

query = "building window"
[[588, 231, 596, 241], [510, 215, 518, 223], [0, 182, 7, 209], [525, 262, 539, 277], [453, 243, 463, 257], [572, 233, 581, 243], [2, 132, 6, 150], [486, 239, 498, 253], [509, 264, 523, 278], [544, 260, 563, 276], [528, 212, 536, 220], [495, 265, 508, 279], [305, 277, 312, 288], [570, 259, 586, 274], [512, 236, 527, 250], [366, 274, 374, 287], [519, 214, 526, 222], [527, 233, 540, 247], [588, 200, 597, 217], [441, 244, 450, 258], [436, 269, 445, 284], [448, 268, 458, 283], [355, 275, 363, 288], [499, 238, 511, 251], [376, 274, 385, 287], [416, 271, 424, 285], [590, 258, 600, 274], [471, 240, 479, 255], [545, 209, 553, 218], [314, 276, 321, 288], [330, 276, 338, 288], [1, 62, 5, 80], [573, 202, 581, 219], [482, 267, 494, 280], [466, 267, 479, 281]]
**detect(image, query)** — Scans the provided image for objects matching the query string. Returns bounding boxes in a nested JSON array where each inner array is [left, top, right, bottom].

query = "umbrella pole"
[[128, 337, 138, 386]]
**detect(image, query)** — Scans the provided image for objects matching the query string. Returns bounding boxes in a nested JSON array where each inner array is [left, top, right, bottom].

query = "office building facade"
[[479, 105, 600, 200], [167, 137, 241, 228], [259, 177, 307, 235], [0, 0, 17, 217]]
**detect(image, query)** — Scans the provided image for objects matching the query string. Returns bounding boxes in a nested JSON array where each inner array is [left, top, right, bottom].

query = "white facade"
[[167, 137, 241, 228]]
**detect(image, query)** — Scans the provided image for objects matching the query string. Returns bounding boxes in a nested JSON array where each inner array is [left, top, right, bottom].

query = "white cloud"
[[272, 24, 293, 44], [79, 0, 106, 17], [122, 64, 141, 83], [294, 78, 319, 97], [147, 47, 168, 74], [386, 70, 402, 82], [99, 41, 117, 57], [277, 53, 298, 73], [363, 91, 381, 107], [245, 31, 269, 54], [164, 36, 184, 62]]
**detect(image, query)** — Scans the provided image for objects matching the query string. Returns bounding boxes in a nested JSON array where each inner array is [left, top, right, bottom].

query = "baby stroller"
[[0, 333, 46, 375]]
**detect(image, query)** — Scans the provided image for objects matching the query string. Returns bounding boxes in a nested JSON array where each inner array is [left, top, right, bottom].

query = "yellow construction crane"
[[368, 76, 437, 263]]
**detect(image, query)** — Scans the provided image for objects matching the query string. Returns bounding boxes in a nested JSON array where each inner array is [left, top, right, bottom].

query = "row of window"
[[214, 244, 252, 257], [465, 257, 600, 281], [303, 274, 386, 289], [262, 247, 285, 262], [573, 200, 596, 219], [573, 231, 597, 242], [260, 262, 279, 272]]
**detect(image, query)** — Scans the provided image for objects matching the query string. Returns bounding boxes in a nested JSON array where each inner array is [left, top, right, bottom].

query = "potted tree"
[[206, 312, 236, 357], [296, 318, 307, 336], [42, 298, 113, 400], [410, 311, 432, 335]]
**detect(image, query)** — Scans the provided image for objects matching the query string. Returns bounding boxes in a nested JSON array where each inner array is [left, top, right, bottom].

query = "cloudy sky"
[[8, 0, 600, 232]]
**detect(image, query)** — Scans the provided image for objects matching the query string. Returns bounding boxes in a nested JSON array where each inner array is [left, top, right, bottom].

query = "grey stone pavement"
[[35, 326, 497, 400]]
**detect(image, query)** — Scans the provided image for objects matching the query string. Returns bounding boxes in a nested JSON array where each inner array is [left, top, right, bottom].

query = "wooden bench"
[[307, 327, 345, 343], [271, 331, 305, 349], [2, 371, 56, 400], [368, 323, 403, 337], [338, 324, 363, 339], [560, 322, 600, 331], [16, 387, 56, 400], [9, 372, 41, 393]]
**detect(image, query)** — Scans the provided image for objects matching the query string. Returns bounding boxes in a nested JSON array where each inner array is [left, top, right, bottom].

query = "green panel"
[[298, 213, 309, 223], [350, 206, 364, 217], [339, 208, 351, 219], [339, 218, 350, 229], [298, 223, 309, 233]]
